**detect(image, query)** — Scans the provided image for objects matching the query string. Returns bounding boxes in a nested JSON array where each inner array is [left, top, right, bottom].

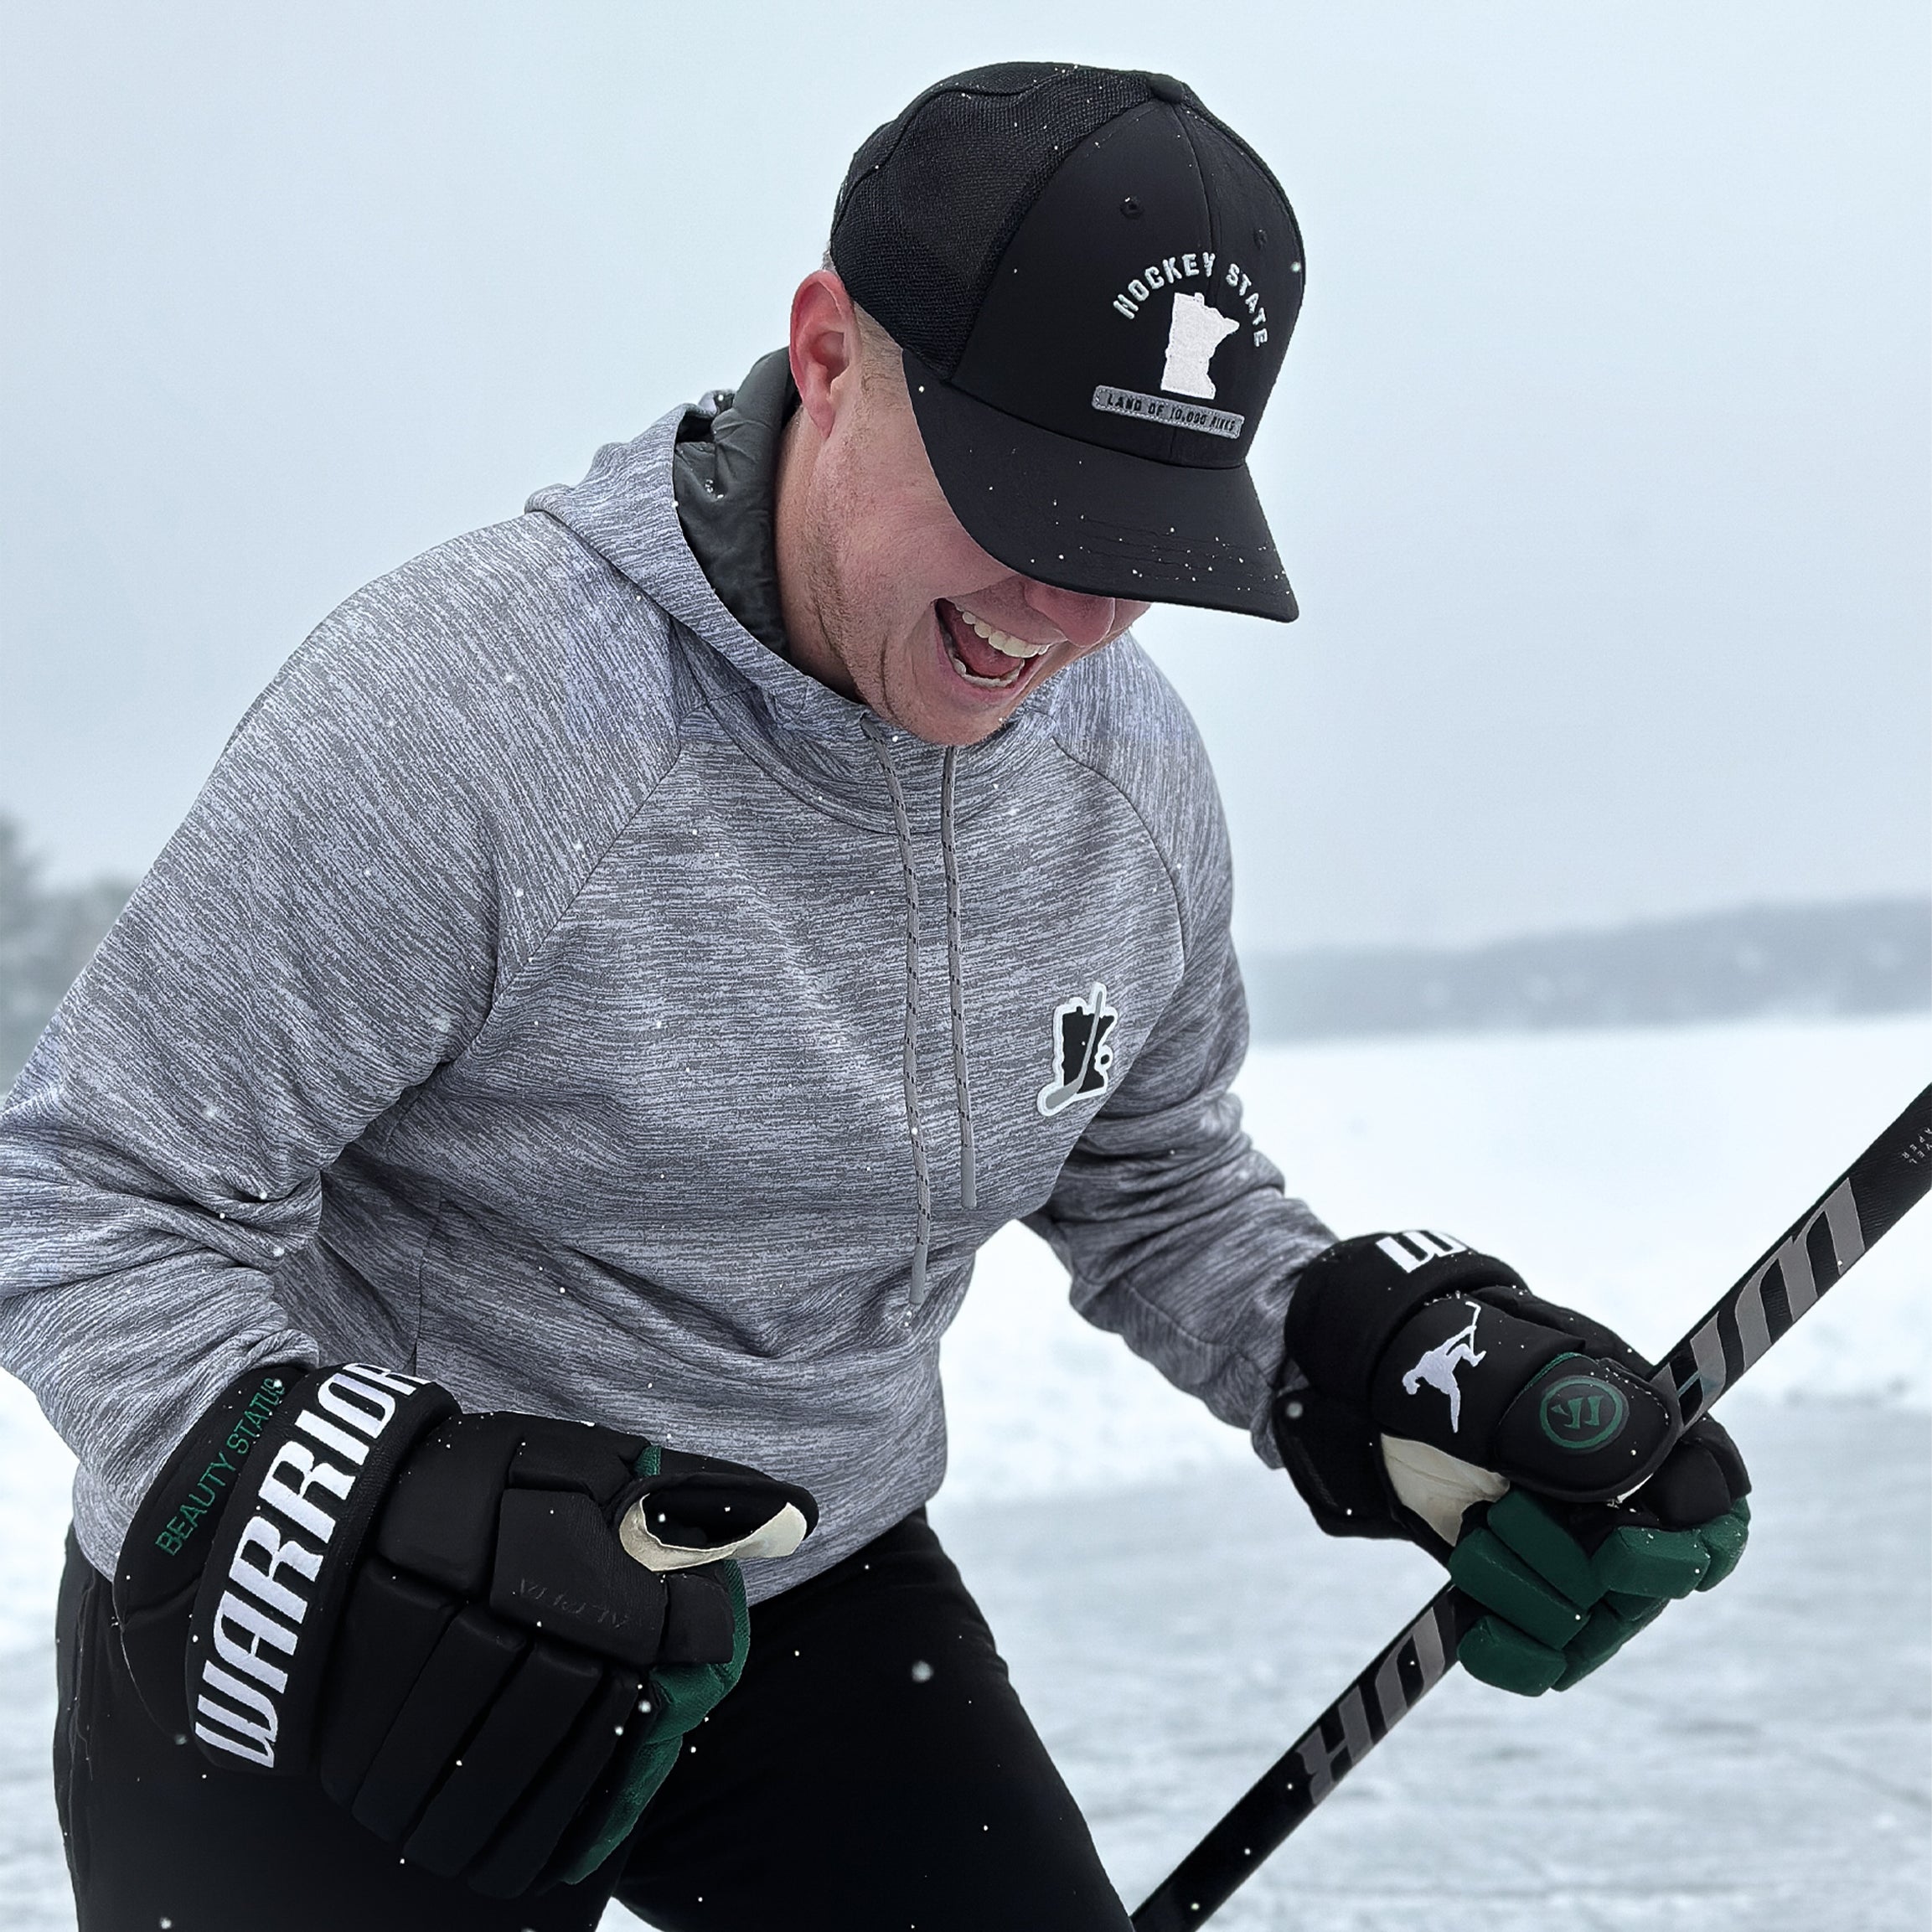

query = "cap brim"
[[904, 350, 1297, 622]]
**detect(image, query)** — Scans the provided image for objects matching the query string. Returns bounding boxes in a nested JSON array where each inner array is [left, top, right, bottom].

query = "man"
[[0, 63, 1749, 1932]]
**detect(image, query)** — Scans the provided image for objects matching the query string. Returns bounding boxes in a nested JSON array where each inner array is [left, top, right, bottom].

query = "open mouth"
[[937, 600, 1056, 693]]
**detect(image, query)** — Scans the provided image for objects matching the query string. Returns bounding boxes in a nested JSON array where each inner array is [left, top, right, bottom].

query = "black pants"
[[55, 1511, 1134, 1930]]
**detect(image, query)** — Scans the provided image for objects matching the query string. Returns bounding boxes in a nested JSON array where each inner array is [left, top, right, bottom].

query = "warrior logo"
[[1161, 291, 1240, 399], [1538, 1371, 1630, 1453], [191, 1363, 426, 1769], [1400, 1301, 1487, 1434], [1036, 982, 1118, 1118]]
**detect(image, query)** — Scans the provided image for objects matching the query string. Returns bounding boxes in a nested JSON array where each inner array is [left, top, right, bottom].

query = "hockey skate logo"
[[1400, 1302, 1486, 1434], [1537, 1372, 1630, 1453], [1036, 982, 1118, 1118]]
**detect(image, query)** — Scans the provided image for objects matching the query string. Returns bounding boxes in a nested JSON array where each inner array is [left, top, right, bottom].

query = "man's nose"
[[1021, 581, 1118, 650]]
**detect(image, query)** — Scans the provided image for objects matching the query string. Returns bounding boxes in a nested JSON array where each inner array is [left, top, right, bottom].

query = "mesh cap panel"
[[831, 64, 1153, 375]]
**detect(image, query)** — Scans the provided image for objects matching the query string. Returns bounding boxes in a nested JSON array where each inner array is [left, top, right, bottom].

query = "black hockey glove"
[[114, 1363, 816, 1896], [1273, 1232, 1750, 1697]]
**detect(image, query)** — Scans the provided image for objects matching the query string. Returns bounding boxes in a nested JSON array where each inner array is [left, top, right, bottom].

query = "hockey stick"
[[1131, 1078, 1932, 1932]]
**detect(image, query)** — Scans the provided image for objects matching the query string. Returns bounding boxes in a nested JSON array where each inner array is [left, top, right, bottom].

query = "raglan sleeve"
[[1023, 710, 1335, 1465], [0, 595, 509, 1573]]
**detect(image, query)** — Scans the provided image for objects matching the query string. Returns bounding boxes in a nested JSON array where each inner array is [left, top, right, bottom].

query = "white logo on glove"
[[1400, 1302, 1487, 1434]]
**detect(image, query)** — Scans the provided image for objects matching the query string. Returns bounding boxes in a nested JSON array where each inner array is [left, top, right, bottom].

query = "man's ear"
[[788, 270, 864, 439]]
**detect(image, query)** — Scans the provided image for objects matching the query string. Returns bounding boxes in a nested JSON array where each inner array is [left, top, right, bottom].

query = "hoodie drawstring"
[[862, 721, 978, 1309]]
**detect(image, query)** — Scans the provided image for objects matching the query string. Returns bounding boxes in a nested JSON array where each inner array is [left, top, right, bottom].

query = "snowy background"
[[3, 1015, 1926, 1927], [3, 2, 1926, 949], [2, 1, 1926, 1925]]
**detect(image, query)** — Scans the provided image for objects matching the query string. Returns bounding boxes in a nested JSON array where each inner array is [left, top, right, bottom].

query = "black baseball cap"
[[831, 63, 1304, 622]]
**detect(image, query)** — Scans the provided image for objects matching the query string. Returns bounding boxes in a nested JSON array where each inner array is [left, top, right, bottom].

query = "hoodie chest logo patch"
[[1036, 983, 1118, 1118]]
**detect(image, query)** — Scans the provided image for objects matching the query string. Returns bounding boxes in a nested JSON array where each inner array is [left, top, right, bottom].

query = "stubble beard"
[[797, 454, 909, 723]]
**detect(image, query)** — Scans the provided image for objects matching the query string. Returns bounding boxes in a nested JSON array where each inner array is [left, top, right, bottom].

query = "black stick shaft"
[[1133, 1079, 1932, 1932]]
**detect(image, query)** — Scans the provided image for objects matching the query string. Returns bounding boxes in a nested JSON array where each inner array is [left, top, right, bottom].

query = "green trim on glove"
[[1696, 1499, 1750, 1588], [1447, 1527, 1588, 1650], [1603, 1588, 1670, 1627], [559, 1454, 755, 1884], [1454, 1491, 1749, 1697], [1459, 1614, 1566, 1695], [1593, 1524, 1710, 1599], [1485, 1488, 1604, 1610]]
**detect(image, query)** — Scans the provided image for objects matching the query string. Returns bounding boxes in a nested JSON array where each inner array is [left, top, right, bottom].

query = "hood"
[[526, 404, 1050, 834], [671, 348, 797, 659]]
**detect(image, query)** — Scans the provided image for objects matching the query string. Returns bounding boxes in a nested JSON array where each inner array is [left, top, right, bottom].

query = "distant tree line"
[[0, 814, 132, 1088], [1243, 899, 1932, 1042]]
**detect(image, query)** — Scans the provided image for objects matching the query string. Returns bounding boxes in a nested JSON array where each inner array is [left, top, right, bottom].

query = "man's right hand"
[[114, 1363, 816, 1897], [1274, 1232, 1750, 1695]]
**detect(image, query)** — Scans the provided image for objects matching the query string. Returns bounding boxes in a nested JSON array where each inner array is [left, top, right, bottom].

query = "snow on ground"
[[0, 1377, 73, 1662], [1, 1015, 1926, 1926]]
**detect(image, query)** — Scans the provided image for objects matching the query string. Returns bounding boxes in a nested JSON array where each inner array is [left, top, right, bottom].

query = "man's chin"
[[868, 694, 1016, 749], [886, 658, 1036, 746]]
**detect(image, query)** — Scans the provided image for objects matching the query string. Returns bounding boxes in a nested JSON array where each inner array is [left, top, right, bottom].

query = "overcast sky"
[[2, 1, 1925, 949]]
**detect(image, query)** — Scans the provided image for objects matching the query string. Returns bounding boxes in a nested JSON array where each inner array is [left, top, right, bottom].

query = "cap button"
[[1144, 73, 1194, 106]]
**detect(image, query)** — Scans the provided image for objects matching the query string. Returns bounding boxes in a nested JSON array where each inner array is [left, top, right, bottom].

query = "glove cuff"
[[1272, 1383, 1409, 1541], [184, 1363, 457, 1772], [115, 1361, 312, 1734], [1283, 1232, 1528, 1397]]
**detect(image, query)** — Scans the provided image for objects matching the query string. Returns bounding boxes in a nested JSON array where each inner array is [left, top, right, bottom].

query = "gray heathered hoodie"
[[0, 395, 1334, 1600]]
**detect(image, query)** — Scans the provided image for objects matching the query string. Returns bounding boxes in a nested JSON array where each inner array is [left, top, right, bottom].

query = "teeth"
[[956, 607, 1052, 659], [943, 633, 1024, 689]]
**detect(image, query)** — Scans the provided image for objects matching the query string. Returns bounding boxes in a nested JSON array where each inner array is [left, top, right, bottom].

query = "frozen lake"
[[2, 1015, 1926, 1926], [938, 1400, 1929, 1931]]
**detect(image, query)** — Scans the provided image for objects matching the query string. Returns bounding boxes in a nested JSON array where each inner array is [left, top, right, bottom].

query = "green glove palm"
[[1452, 1482, 1750, 1695]]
